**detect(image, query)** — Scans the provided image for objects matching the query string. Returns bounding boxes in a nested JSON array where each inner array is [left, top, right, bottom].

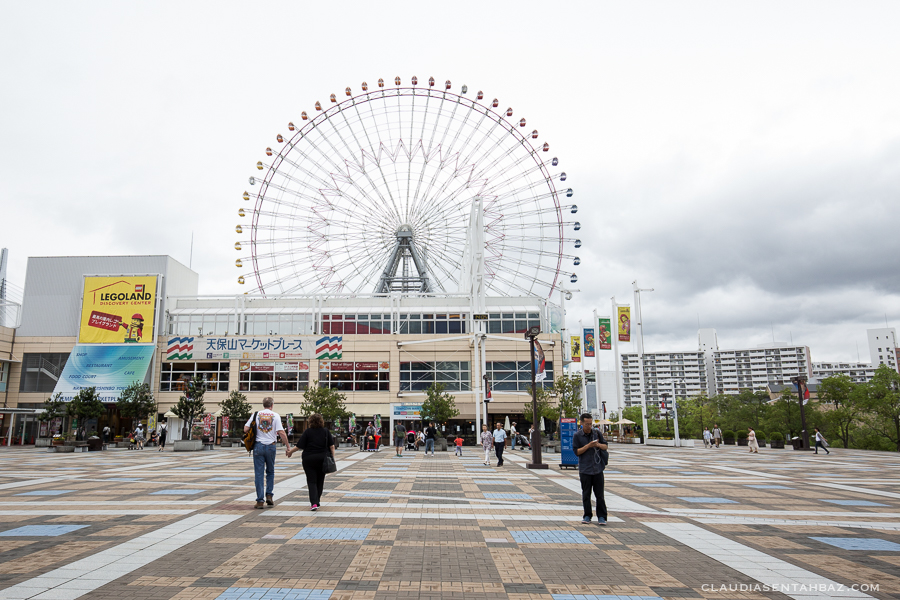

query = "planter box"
[[35, 438, 52, 448], [646, 438, 676, 447], [220, 441, 233, 448], [87, 439, 104, 451], [56, 445, 75, 453], [680, 439, 695, 448], [723, 439, 735, 445], [174, 440, 203, 452], [737, 439, 749, 446], [770, 441, 785, 449]]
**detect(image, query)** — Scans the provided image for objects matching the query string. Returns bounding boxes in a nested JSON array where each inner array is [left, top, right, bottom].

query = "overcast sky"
[[2, 1, 898, 366]]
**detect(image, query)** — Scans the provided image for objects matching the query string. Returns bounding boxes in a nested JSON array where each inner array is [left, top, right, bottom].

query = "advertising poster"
[[617, 306, 631, 342], [167, 335, 342, 361], [570, 336, 581, 362], [79, 276, 158, 344], [52, 344, 154, 402], [534, 340, 547, 381], [583, 328, 595, 357], [598, 318, 612, 350]]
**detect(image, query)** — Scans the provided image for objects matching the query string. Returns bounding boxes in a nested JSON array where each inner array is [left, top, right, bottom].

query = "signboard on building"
[[79, 276, 159, 344], [52, 344, 155, 402], [392, 404, 422, 418], [166, 335, 342, 360]]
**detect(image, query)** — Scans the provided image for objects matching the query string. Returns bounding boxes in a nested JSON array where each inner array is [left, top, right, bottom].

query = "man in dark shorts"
[[394, 421, 406, 457]]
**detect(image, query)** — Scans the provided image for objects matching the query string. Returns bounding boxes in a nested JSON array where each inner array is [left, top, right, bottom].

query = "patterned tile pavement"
[[0, 442, 898, 599]]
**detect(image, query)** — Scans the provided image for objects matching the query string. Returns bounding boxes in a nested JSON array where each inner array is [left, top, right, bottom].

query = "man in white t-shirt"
[[244, 397, 290, 508], [510, 422, 518, 451]]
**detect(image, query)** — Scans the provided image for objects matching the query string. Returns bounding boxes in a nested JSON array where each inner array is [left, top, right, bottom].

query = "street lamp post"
[[791, 375, 810, 449], [526, 325, 547, 469]]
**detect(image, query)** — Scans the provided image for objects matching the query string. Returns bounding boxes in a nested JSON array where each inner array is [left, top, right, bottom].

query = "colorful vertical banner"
[[617, 306, 631, 342], [534, 340, 547, 381], [598, 318, 612, 350], [570, 336, 581, 362], [583, 328, 595, 357]]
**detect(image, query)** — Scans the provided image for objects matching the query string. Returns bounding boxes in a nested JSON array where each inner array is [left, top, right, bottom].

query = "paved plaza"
[[0, 444, 898, 600]]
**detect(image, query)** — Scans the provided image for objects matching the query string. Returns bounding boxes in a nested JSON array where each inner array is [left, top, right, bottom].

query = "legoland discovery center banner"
[[79, 276, 158, 344], [53, 345, 155, 402]]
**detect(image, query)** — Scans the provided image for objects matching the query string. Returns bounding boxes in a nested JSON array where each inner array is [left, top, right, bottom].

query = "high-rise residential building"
[[866, 328, 898, 372], [810, 362, 875, 384], [713, 345, 811, 395], [621, 351, 708, 408], [698, 328, 718, 397]]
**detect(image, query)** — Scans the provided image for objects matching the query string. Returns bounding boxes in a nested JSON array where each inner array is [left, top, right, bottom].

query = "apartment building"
[[621, 351, 708, 408], [867, 328, 898, 372], [713, 345, 811, 395], [811, 362, 875, 384]]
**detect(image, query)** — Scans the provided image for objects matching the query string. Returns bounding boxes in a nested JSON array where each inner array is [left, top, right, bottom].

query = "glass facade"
[[397, 313, 467, 334], [319, 361, 390, 391], [160, 361, 230, 392], [239, 361, 310, 392], [485, 313, 542, 335], [19, 353, 69, 393], [400, 361, 471, 391], [485, 361, 555, 391], [323, 315, 391, 335]]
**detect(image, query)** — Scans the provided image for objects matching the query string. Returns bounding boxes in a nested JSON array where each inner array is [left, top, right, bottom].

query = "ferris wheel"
[[235, 76, 581, 298]]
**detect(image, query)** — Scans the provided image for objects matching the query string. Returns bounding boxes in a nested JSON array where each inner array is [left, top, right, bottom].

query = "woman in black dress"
[[286, 413, 335, 511]]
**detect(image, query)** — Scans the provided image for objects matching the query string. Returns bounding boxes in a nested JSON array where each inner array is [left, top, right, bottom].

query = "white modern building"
[[713, 344, 811, 395], [867, 327, 898, 372], [811, 362, 875, 384], [620, 350, 708, 408]]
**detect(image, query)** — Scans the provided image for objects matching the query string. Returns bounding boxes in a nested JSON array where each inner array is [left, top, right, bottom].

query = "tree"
[[865, 364, 900, 452], [117, 382, 156, 430], [762, 389, 803, 440], [675, 394, 718, 438], [420, 383, 459, 436], [219, 390, 252, 436], [523, 384, 558, 426], [38, 393, 66, 437], [299, 382, 350, 426], [172, 375, 206, 439], [552, 373, 582, 420], [67, 387, 105, 437], [817, 374, 862, 449]]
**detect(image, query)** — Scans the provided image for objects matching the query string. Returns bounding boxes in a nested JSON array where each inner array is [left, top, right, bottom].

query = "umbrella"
[[539, 417, 545, 432], [616, 418, 635, 425], [598, 419, 614, 425], [163, 410, 177, 418], [504, 415, 510, 431]]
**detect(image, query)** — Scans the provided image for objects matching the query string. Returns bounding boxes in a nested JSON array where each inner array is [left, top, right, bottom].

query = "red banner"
[[88, 310, 123, 332]]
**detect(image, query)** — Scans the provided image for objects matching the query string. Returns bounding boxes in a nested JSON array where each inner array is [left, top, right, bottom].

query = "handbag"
[[242, 412, 258, 452], [323, 454, 337, 473]]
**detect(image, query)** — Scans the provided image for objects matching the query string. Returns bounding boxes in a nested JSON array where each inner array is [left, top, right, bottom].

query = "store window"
[[322, 315, 391, 335], [160, 362, 230, 392], [485, 313, 541, 334], [397, 314, 467, 334], [485, 361, 555, 391], [239, 361, 310, 392], [319, 361, 390, 391], [19, 353, 70, 393], [399, 361, 470, 391], [244, 314, 314, 336]]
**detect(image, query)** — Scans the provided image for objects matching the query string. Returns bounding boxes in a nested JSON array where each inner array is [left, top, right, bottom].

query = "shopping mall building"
[[0, 255, 563, 445]]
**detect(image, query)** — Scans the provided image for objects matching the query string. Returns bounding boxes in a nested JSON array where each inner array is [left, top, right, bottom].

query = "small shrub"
[[769, 432, 784, 442], [755, 430, 766, 440], [723, 430, 735, 439], [736, 430, 748, 440]]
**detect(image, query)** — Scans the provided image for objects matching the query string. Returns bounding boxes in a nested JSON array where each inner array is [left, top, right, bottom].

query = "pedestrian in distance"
[[286, 412, 335, 511], [712, 424, 723, 448], [702, 427, 712, 449], [102, 425, 110, 444], [493, 422, 507, 466], [481, 424, 493, 466], [364, 421, 377, 452], [134, 425, 145, 450], [510, 421, 518, 451], [747, 427, 759, 453], [573, 412, 609, 525], [244, 397, 290, 509], [814, 428, 830, 455], [424, 422, 437, 456], [158, 424, 167, 452], [394, 421, 406, 457], [454, 434, 464, 456]]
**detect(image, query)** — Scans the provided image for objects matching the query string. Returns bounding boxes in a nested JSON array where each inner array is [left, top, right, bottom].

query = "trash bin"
[[791, 437, 803, 450]]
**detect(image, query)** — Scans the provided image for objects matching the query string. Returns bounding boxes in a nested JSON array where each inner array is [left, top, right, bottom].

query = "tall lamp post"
[[790, 375, 810, 449], [526, 325, 547, 469]]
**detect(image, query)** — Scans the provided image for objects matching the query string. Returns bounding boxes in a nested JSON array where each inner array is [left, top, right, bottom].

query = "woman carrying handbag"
[[286, 413, 336, 511]]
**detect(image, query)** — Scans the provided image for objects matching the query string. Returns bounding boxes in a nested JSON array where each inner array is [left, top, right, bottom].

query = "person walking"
[[814, 428, 830, 455], [702, 427, 712, 449], [244, 397, 290, 509], [747, 427, 759, 453], [573, 413, 609, 525], [481, 424, 493, 466], [510, 422, 518, 451], [493, 422, 507, 466], [102, 425, 110, 445], [286, 412, 335, 511], [424, 422, 437, 456], [712, 424, 723, 448], [158, 424, 167, 452], [134, 425, 145, 450], [393, 421, 406, 457]]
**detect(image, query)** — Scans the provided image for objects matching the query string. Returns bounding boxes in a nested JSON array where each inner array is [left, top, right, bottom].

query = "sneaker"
[[597, 518, 607, 526], [581, 518, 591, 524], [254, 501, 265, 509], [310, 504, 318, 511]]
